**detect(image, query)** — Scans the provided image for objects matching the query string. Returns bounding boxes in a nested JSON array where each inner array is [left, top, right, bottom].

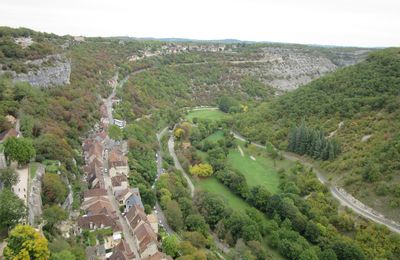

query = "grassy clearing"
[[202, 130, 224, 143], [227, 141, 294, 194], [195, 177, 251, 212], [186, 109, 227, 122]]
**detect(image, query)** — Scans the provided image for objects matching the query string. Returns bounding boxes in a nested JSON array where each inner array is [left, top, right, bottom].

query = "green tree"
[[0, 189, 26, 230], [3, 225, 50, 260], [185, 214, 208, 235], [43, 205, 68, 231], [51, 250, 76, 260], [0, 167, 19, 188], [4, 137, 36, 166], [165, 200, 184, 231], [162, 235, 179, 258], [332, 241, 365, 260], [108, 124, 123, 141]]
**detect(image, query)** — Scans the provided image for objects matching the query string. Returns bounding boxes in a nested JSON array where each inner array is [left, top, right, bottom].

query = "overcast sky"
[[0, 0, 399, 47]]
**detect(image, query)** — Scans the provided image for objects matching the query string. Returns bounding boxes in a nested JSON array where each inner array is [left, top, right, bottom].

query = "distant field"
[[195, 177, 251, 211], [186, 109, 227, 122], [227, 142, 294, 194]]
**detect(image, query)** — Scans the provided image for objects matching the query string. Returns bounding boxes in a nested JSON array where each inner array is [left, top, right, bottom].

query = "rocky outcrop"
[[247, 47, 336, 91], [11, 54, 71, 88], [230, 47, 369, 92]]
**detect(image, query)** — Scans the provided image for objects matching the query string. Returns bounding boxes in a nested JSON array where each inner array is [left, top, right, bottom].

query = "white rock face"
[[11, 54, 71, 88], [235, 47, 368, 92]]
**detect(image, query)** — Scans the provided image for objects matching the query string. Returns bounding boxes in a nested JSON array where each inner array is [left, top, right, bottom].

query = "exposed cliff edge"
[[242, 47, 370, 92], [8, 54, 71, 87]]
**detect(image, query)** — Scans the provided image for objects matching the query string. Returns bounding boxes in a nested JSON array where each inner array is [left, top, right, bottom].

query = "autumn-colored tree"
[[189, 163, 213, 177], [3, 225, 50, 260], [174, 128, 184, 139], [42, 173, 68, 205]]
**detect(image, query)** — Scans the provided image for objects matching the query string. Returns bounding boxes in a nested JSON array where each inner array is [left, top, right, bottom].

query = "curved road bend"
[[167, 132, 230, 254], [231, 131, 400, 234], [167, 136, 195, 197]]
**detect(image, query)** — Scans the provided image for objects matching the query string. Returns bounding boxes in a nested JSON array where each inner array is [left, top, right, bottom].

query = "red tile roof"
[[84, 188, 107, 199], [78, 214, 121, 232]]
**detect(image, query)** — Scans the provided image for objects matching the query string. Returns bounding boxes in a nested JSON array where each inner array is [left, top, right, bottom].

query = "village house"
[[115, 188, 144, 212], [111, 174, 129, 192], [110, 240, 135, 260], [124, 205, 161, 259], [77, 214, 122, 252], [83, 188, 108, 202], [77, 214, 121, 234], [86, 141, 104, 164], [134, 223, 159, 259], [146, 214, 158, 234], [81, 196, 117, 219], [85, 157, 105, 189], [108, 149, 129, 177]]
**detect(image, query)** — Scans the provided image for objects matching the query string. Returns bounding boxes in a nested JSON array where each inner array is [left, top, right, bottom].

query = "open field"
[[195, 177, 252, 211], [186, 109, 228, 122], [227, 143, 294, 193]]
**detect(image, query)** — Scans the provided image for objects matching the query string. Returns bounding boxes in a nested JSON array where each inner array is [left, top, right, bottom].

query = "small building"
[[109, 161, 129, 177], [111, 175, 129, 192], [115, 188, 144, 211], [114, 119, 126, 129], [83, 188, 108, 201]]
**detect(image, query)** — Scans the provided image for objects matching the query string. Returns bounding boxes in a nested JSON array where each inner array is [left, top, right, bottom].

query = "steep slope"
[[233, 48, 400, 221]]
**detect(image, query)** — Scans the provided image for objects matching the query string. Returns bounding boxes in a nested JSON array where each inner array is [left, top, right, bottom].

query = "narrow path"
[[237, 145, 244, 157], [230, 130, 400, 234], [166, 130, 229, 255], [167, 136, 195, 197]]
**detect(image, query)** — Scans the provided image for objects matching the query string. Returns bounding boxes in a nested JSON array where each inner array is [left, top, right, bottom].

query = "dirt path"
[[237, 145, 244, 157]]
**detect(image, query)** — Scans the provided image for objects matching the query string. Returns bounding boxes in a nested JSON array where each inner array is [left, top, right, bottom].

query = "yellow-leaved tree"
[[189, 163, 213, 177], [3, 225, 50, 260]]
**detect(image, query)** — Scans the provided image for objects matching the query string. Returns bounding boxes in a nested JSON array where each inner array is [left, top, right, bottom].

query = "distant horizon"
[[2, 25, 384, 49], [1, 0, 399, 48]]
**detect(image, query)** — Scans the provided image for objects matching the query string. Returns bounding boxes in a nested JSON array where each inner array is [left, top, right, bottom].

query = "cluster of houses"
[[129, 43, 235, 62], [78, 114, 168, 259]]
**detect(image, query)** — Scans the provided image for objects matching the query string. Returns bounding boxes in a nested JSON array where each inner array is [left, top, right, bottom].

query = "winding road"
[[231, 130, 400, 234], [167, 135, 195, 197]]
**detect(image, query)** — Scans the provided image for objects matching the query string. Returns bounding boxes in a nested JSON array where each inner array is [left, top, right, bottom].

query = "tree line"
[[288, 122, 341, 160]]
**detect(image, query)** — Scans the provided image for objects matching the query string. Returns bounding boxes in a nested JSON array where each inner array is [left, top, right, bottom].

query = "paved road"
[[231, 130, 400, 234], [167, 136, 195, 197], [153, 127, 175, 235], [101, 74, 140, 259]]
